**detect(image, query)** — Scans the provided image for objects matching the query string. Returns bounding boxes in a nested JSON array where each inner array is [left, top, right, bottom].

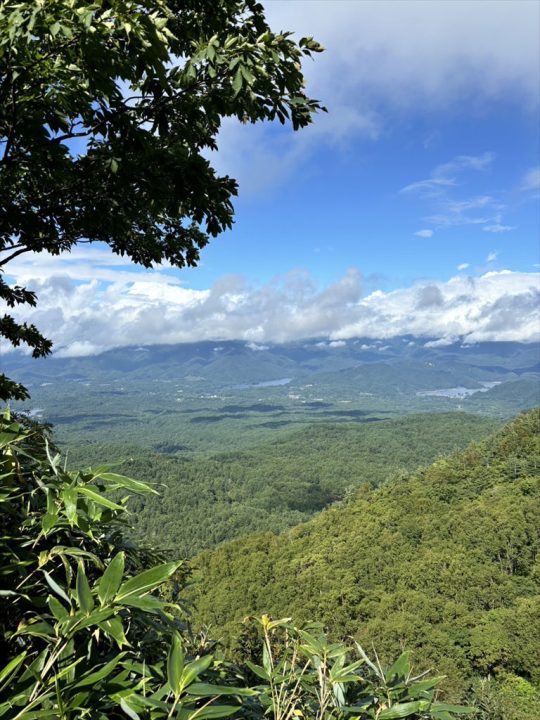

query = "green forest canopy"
[[189, 409, 540, 705]]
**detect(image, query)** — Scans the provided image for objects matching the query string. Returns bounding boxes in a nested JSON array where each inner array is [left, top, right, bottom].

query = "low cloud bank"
[[3, 251, 538, 356]]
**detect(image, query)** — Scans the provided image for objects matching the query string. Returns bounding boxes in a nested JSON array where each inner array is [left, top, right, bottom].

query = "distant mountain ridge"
[[4, 337, 540, 390]]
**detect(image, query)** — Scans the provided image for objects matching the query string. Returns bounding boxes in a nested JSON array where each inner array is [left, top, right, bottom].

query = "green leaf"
[[116, 561, 181, 600], [385, 651, 411, 682], [75, 653, 125, 687], [78, 485, 123, 510], [245, 660, 270, 681], [99, 617, 128, 648], [42, 512, 58, 533], [43, 571, 71, 605], [0, 651, 27, 692], [379, 701, 428, 718], [167, 631, 185, 694], [232, 68, 243, 94], [186, 706, 240, 719], [61, 487, 78, 525], [95, 471, 159, 495], [48, 595, 68, 620], [76, 561, 94, 613], [180, 655, 213, 689], [186, 683, 257, 697], [120, 697, 141, 720], [98, 551, 125, 605], [117, 595, 165, 613]]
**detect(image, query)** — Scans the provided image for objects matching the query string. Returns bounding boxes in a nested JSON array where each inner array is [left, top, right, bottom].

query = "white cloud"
[[209, 2, 539, 194], [414, 229, 434, 238], [520, 167, 540, 191], [264, 1, 539, 108], [486, 251, 498, 262], [2, 250, 539, 353], [483, 224, 516, 233], [401, 178, 456, 196], [457, 263, 470, 271], [401, 153, 515, 231]]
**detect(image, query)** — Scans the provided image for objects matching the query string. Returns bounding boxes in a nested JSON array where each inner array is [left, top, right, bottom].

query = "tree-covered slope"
[[69, 413, 500, 557], [189, 409, 540, 701]]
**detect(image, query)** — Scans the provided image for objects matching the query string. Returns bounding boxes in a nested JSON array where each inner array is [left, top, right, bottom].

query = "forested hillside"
[[68, 413, 500, 557], [190, 410, 540, 708]]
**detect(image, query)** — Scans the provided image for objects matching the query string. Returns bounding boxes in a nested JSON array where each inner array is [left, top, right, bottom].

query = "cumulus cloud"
[[2, 250, 539, 354], [457, 263, 470, 271]]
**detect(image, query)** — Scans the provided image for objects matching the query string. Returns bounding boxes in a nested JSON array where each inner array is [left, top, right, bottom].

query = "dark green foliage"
[[67, 413, 501, 557], [189, 410, 540, 703], [0, 409, 471, 719]]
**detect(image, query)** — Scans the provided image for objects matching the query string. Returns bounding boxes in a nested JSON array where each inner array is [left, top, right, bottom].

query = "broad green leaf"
[[48, 595, 68, 620], [116, 595, 165, 613], [379, 701, 429, 718], [262, 642, 271, 675], [245, 660, 270, 681], [43, 571, 71, 605], [42, 513, 58, 533], [120, 697, 141, 720], [180, 655, 213, 689], [78, 486, 123, 510], [17, 620, 55, 638], [99, 617, 128, 648], [184, 706, 240, 720], [167, 631, 185, 694], [0, 651, 26, 692], [74, 653, 125, 687], [385, 651, 411, 682], [116, 561, 181, 600], [98, 551, 125, 605], [76, 561, 94, 613], [232, 68, 243, 94], [61, 487, 78, 525], [94, 471, 158, 495]]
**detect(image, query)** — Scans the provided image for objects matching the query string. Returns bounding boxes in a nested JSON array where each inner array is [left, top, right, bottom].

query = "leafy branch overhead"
[[0, 0, 325, 399]]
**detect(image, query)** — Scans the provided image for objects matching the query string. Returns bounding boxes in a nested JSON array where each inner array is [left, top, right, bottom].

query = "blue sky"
[[4, 0, 540, 355], [185, 0, 539, 291]]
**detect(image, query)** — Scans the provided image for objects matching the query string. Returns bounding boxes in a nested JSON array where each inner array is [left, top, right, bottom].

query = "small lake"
[[416, 381, 501, 399]]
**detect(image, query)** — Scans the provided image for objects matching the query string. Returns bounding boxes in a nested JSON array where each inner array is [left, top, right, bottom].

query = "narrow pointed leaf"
[[167, 631, 184, 694], [78, 486, 123, 510], [76, 561, 94, 613], [116, 561, 181, 600], [75, 653, 126, 687], [98, 551, 125, 605]]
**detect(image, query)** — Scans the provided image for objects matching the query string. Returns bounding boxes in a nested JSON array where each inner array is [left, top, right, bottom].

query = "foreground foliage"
[[0, 410, 473, 719]]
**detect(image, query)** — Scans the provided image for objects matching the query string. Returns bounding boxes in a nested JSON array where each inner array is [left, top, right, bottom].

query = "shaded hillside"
[[69, 413, 501, 557], [190, 410, 540, 700]]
